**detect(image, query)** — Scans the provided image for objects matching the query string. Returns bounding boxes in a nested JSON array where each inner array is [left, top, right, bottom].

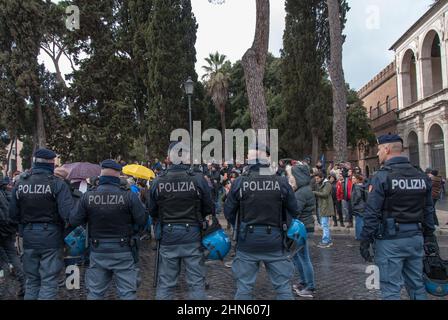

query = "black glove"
[[360, 240, 373, 262], [424, 235, 439, 256]]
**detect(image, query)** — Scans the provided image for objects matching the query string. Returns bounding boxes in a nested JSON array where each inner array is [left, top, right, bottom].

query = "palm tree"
[[202, 52, 230, 143]]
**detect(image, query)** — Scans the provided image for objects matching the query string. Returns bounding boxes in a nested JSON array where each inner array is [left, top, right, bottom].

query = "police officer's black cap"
[[376, 134, 403, 145], [248, 142, 270, 156], [100, 159, 122, 171], [33, 148, 56, 160]]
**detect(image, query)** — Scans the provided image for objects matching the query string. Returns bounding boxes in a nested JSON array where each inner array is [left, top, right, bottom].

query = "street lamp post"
[[184, 76, 194, 167]]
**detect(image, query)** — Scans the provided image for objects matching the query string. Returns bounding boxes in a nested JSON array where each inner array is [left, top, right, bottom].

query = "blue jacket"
[[360, 156, 435, 242]]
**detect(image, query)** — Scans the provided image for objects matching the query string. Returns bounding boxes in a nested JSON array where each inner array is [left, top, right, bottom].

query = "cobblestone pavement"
[[1, 234, 447, 300]]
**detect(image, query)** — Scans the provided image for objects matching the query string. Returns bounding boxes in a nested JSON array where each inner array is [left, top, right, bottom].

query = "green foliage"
[[279, 0, 328, 158], [279, 0, 355, 159], [146, 0, 198, 158], [20, 135, 33, 170], [0, 0, 46, 140], [0, 0, 372, 166], [346, 88, 376, 148], [202, 52, 231, 114]]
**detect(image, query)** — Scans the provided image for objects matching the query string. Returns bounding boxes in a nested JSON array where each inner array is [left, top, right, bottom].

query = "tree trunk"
[[326, 0, 347, 163], [53, 56, 64, 85], [312, 128, 319, 165], [34, 94, 47, 148], [220, 106, 226, 155], [5, 136, 15, 176], [220, 109, 226, 142], [241, 0, 269, 132]]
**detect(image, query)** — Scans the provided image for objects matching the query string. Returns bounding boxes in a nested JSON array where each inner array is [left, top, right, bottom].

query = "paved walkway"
[[1, 233, 447, 300]]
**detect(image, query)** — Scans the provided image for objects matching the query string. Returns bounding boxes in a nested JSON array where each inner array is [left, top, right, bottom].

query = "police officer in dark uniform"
[[148, 142, 213, 300], [224, 142, 301, 300], [360, 134, 437, 300], [69, 160, 146, 300], [9, 148, 74, 300]]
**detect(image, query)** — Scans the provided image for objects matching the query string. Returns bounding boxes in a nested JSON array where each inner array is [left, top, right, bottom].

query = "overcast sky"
[[43, 0, 435, 90], [193, 0, 434, 90]]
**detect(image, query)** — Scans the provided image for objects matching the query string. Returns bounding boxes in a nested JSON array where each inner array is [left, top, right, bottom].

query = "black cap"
[[376, 134, 403, 145], [100, 159, 122, 171], [34, 148, 56, 160], [248, 142, 270, 156]]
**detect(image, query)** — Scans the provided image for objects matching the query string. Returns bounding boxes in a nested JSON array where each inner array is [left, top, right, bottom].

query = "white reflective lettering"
[[65, 265, 80, 290], [365, 265, 380, 290]]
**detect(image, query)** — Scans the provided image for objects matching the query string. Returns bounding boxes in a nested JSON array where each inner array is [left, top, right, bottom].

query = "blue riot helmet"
[[64, 226, 86, 257], [423, 273, 448, 297], [287, 219, 307, 246], [423, 252, 448, 297], [201, 216, 231, 260]]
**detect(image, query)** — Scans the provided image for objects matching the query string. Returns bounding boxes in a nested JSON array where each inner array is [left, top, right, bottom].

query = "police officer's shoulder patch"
[[379, 165, 392, 172]]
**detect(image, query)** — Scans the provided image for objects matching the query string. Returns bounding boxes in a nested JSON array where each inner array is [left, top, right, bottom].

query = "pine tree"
[[280, 0, 326, 159], [146, 0, 198, 158], [280, 0, 349, 160], [0, 0, 48, 150], [65, 0, 137, 163]]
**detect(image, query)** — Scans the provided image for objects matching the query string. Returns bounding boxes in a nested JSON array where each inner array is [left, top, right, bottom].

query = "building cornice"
[[358, 62, 396, 98], [389, 0, 448, 51]]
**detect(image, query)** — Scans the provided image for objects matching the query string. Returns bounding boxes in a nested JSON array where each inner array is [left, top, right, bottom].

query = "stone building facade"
[[358, 62, 399, 177], [391, 0, 448, 178]]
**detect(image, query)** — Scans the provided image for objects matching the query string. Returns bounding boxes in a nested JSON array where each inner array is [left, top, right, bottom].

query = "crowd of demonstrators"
[[0, 139, 446, 300]]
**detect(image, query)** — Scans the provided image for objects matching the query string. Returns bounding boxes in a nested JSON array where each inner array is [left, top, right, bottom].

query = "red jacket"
[[336, 181, 344, 201], [336, 178, 352, 201]]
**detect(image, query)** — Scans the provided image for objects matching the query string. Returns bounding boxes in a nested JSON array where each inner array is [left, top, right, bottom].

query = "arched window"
[[386, 96, 390, 112], [428, 124, 446, 178], [377, 101, 382, 116], [401, 49, 418, 106], [421, 30, 443, 97]]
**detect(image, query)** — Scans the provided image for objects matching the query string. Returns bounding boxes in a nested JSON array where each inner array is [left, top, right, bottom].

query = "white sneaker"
[[297, 289, 314, 298]]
